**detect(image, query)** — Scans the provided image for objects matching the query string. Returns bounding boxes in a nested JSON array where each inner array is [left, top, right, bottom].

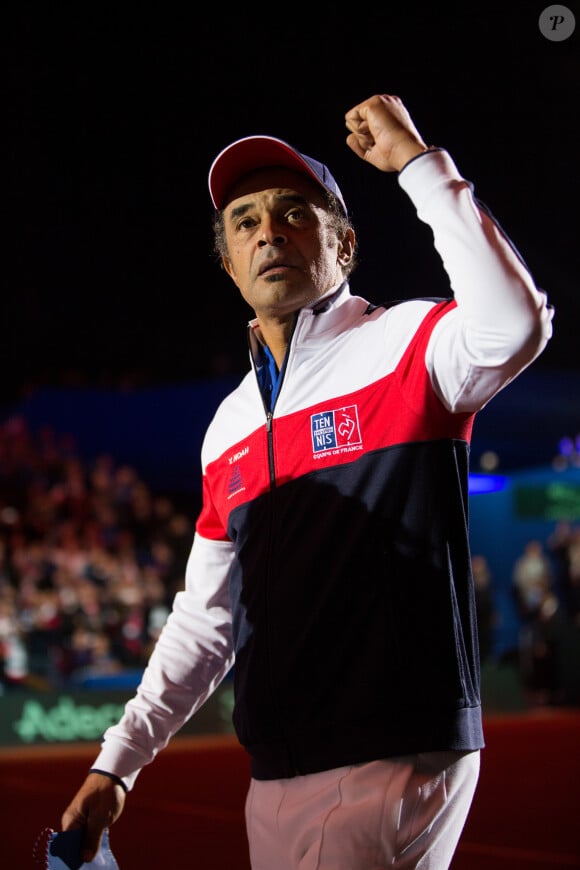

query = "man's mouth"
[[258, 260, 292, 276]]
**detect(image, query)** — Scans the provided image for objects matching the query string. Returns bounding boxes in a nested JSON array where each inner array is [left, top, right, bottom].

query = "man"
[[61, 93, 553, 868]]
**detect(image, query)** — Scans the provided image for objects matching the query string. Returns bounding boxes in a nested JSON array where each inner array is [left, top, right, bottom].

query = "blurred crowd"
[[510, 525, 580, 706], [0, 415, 196, 692], [473, 523, 580, 708], [1, 413, 580, 708]]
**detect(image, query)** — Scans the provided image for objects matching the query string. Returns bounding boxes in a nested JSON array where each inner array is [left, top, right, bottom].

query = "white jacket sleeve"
[[398, 149, 554, 413], [90, 533, 235, 790]]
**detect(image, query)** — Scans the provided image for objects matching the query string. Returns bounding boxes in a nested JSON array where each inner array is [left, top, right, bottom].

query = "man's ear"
[[221, 255, 235, 279], [337, 228, 355, 267]]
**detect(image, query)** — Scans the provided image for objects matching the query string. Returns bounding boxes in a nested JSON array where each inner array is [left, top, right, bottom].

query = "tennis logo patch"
[[311, 405, 362, 457]]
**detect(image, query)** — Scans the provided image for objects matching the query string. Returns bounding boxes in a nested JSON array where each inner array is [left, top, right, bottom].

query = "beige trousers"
[[245, 750, 480, 870]]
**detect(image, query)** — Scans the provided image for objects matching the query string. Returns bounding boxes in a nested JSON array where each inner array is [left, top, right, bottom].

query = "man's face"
[[220, 168, 352, 321]]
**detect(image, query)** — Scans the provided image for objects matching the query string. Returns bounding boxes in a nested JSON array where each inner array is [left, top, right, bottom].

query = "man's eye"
[[237, 217, 256, 230], [287, 208, 306, 222]]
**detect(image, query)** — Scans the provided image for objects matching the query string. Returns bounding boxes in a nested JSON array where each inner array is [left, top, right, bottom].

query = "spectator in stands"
[[548, 522, 580, 624], [512, 539, 554, 624], [512, 538, 565, 705]]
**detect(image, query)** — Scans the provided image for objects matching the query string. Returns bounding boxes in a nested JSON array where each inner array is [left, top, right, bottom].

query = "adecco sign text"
[[13, 695, 126, 743], [0, 685, 235, 747]]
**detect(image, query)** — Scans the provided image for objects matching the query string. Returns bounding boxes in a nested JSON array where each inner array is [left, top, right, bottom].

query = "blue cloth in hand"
[[34, 828, 120, 869]]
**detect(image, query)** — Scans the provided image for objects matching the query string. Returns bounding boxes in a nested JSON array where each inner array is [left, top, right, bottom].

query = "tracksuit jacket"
[[93, 150, 553, 788]]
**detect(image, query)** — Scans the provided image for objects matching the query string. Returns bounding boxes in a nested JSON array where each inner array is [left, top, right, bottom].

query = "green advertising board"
[[0, 682, 235, 748]]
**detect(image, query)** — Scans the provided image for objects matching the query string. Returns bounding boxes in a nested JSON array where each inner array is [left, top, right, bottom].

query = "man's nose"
[[258, 218, 287, 247]]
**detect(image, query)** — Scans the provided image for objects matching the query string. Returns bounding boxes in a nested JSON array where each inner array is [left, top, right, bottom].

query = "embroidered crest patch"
[[311, 405, 362, 454]]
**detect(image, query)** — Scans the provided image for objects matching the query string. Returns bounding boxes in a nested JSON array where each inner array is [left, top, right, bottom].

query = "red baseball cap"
[[208, 135, 347, 214]]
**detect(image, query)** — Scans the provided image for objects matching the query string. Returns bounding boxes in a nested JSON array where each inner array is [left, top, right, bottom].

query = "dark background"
[[5, 2, 579, 408]]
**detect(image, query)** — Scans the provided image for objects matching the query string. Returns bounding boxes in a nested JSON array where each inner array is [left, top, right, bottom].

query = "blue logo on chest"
[[311, 405, 362, 453]]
